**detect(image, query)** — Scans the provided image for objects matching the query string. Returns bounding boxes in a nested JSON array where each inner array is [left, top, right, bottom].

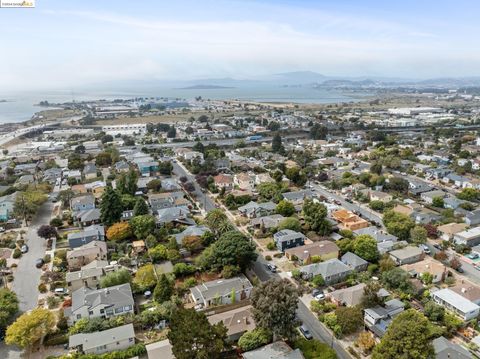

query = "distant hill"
[[178, 84, 235, 90]]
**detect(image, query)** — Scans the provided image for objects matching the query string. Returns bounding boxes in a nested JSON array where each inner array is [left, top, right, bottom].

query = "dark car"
[[455, 266, 464, 273], [299, 325, 313, 340], [35, 258, 44, 268]]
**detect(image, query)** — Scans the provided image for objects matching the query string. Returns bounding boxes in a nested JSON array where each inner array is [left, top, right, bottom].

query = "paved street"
[[172, 161, 216, 212], [312, 184, 384, 228], [251, 259, 352, 359]]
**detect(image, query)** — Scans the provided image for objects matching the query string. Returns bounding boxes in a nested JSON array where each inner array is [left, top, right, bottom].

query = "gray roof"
[[282, 190, 314, 202], [274, 229, 306, 243], [301, 258, 352, 278], [190, 275, 252, 302], [174, 225, 209, 244], [69, 324, 135, 351], [250, 214, 286, 228], [432, 288, 480, 314], [389, 246, 423, 260], [433, 336, 472, 359], [156, 206, 192, 224], [353, 226, 397, 242], [243, 341, 305, 359], [238, 201, 276, 213], [71, 194, 95, 207], [341, 252, 369, 268], [71, 283, 133, 312], [83, 163, 97, 174], [68, 224, 104, 241]]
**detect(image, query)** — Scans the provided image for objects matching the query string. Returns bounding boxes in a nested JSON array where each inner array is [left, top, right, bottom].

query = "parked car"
[[299, 325, 313, 340], [0, 227, 5, 233], [312, 289, 321, 297], [420, 244, 431, 254], [266, 264, 277, 273], [468, 253, 479, 260], [35, 258, 44, 268], [54, 288, 68, 296], [433, 243, 441, 250], [20, 244, 28, 253], [455, 266, 464, 273], [315, 293, 325, 301]]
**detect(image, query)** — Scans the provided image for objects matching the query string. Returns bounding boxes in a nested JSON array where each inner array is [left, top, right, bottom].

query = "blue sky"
[[0, 0, 479, 90]]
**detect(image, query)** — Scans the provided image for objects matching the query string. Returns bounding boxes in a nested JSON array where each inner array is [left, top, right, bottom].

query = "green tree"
[[0, 289, 18, 332], [146, 179, 162, 192], [14, 191, 47, 223], [370, 162, 382, 175], [432, 196, 444, 208], [410, 225, 427, 244], [133, 264, 157, 291], [257, 182, 282, 201], [238, 328, 271, 352], [294, 338, 337, 359], [197, 231, 257, 271], [167, 308, 229, 359], [303, 198, 331, 235], [100, 186, 123, 226], [251, 279, 299, 341], [148, 244, 168, 262], [271, 133, 284, 153], [278, 217, 302, 232], [383, 210, 415, 241], [133, 198, 149, 216], [100, 269, 131, 288], [117, 170, 138, 196], [424, 301, 445, 322], [130, 214, 156, 239], [381, 268, 413, 294], [457, 188, 480, 201], [5, 308, 55, 348], [372, 309, 435, 359], [335, 306, 363, 336], [95, 151, 112, 166], [205, 209, 233, 237], [361, 281, 384, 308], [353, 234, 379, 262], [276, 199, 295, 217], [153, 274, 174, 303]]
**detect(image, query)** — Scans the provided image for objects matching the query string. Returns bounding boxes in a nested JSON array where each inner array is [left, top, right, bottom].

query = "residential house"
[[69, 324, 135, 355], [114, 161, 130, 173], [174, 225, 209, 246], [332, 209, 369, 231], [282, 190, 314, 206], [433, 336, 472, 359], [361, 189, 393, 203], [454, 227, 480, 247], [242, 341, 305, 359], [71, 194, 95, 212], [16, 174, 34, 186], [273, 229, 306, 252], [148, 191, 187, 212], [451, 281, 480, 306], [190, 275, 253, 308], [389, 246, 424, 265], [341, 252, 369, 272], [364, 299, 405, 337], [421, 190, 447, 204], [466, 210, 480, 226], [353, 226, 398, 243], [0, 193, 17, 221], [67, 241, 108, 270], [285, 241, 339, 265], [66, 283, 134, 324], [300, 258, 353, 284], [83, 163, 98, 180], [66, 260, 122, 292], [432, 288, 480, 321], [254, 173, 274, 185], [250, 214, 286, 230], [43, 168, 62, 184], [146, 340, 174, 359], [238, 201, 276, 219], [161, 178, 181, 192], [234, 172, 255, 191], [213, 174, 234, 191], [74, 208, 101, 227], [85, 181, 106, 199], [403, 258, 447, 284], [68, 225, 105, 249], [208, 305, 256, 341], [328, 283, 366, 307], [156, 206, 194, 226], [437, 223, 469, 241]]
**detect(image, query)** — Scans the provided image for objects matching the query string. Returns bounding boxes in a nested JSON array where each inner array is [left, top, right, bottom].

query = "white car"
[[315, 293, 325, 301]]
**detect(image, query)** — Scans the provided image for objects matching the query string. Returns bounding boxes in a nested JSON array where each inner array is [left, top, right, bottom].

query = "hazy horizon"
[[1, 0, 480, 92]]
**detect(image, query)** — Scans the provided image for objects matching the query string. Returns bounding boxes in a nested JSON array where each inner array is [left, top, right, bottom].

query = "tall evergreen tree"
[[168, 308, 229, 359], [153, 274, 174, 303], [133, 197, 149, 216], [271, 132, 284, 153], [100, 186, 123, 226]]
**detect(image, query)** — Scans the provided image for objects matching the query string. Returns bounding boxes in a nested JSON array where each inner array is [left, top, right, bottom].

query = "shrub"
[[12, 248, 21, 259], [238, 328, 272, 352], [273, 253, 283, 258], [266, 241, 276, 250], [183, 277, 197, 288], [265, 255, 272, 261], [38, 283, 47, 293], [44, 332, 69, 346], [43, 254, 51, 263]]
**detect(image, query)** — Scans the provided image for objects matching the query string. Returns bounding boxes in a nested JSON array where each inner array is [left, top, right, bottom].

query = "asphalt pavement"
[[312, 184, 384, 228]]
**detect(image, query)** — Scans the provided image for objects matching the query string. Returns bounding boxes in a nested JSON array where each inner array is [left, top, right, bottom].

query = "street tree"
[[303, 198, 331, 235], [5, 308, 55, 348], [0, 289, 18, 332], [251, 279, 299, 341], [168, 308, 229, 359], [205, 209, 233, 237], [100, 186, 123, 226], [37, 225, 57, 239], [383, 210, 415, 241]]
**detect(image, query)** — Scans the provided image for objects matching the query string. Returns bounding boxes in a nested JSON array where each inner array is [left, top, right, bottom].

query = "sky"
[[0, 0, 479, 91]]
